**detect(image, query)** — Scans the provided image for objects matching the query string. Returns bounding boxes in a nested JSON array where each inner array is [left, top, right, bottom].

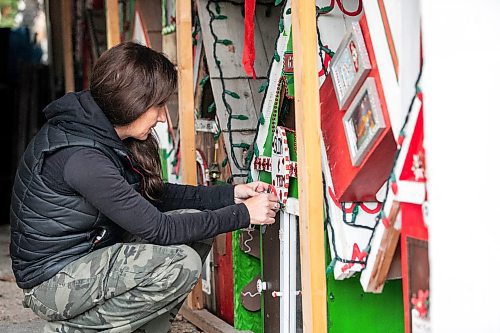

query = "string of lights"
[[362, 63, 423, 262], [317, 0, 363, 16], [316, 9, 335, 79], [247, 2, 287, 183], [204, 0, 283, 183], [205, 0, 278, 182], [324, 175, 368, 274]]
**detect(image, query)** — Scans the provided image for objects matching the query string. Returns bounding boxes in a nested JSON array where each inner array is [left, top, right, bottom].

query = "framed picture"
[[329, 21, 371, 110], [343, 78, 386, 167]]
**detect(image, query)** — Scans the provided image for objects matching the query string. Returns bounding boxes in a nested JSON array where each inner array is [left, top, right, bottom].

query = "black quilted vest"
[[10, 91, 141, 289]]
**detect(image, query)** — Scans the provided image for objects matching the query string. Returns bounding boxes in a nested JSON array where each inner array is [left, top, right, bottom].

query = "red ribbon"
[[242, 0, 256, 79]]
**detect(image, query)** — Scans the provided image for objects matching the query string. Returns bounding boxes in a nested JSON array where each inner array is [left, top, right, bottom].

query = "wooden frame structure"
[[176, 0, 201, 310], [291, 0, 327, 332], [105, 0, 120, 48], [61, 0, 74, 92]]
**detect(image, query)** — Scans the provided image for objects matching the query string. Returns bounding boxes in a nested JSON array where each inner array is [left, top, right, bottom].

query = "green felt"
[[159, 148, 169, 181], [232, 231, 262, 332], [325, 235, 405, 333]]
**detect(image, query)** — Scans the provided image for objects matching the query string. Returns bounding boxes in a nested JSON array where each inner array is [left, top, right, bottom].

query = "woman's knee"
[[176, 245, 202, 281], [149, 245, 201, 299]]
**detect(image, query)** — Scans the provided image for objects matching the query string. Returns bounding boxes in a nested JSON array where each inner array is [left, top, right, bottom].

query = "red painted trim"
[[377, 0, 399, 81], [327, 186, 382, 214], [359, 202, 382, 214]]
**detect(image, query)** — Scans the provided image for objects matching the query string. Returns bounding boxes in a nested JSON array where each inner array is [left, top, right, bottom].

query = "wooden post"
[[105, 0, 120, 48], [176, 0, 197, 186], [291, 1, 327, 332], [176, 0, 201, 309], [61, 0, 74, 92]]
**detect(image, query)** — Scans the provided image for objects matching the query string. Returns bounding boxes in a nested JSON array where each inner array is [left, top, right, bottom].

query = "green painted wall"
[[326, 241, 405, 333], [232, 231, 263, 333]]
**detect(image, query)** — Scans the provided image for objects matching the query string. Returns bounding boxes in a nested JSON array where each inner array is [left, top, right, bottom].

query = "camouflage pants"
[[22, 210, 212, 333]]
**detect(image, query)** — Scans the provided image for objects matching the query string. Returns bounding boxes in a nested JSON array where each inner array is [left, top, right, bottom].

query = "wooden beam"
[[61, 0, 74, 92], [179, 304, 252, 333], [105, 0, 120, 48], [176, 0, 197, 186], [177, 0, 201, 310], [291, 1, 327, 332], [362, 201, 402, 292]]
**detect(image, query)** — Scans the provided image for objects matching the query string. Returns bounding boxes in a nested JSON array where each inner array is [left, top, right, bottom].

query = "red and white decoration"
[[253, 126, 297, 205]]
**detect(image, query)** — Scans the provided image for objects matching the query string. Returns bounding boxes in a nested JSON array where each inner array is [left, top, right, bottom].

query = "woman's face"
[[116, 105, 168, 140]]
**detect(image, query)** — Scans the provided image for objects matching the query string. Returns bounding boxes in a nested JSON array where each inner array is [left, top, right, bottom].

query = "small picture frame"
[[330, 21, 371, 110], [343, 78, 386, 167]]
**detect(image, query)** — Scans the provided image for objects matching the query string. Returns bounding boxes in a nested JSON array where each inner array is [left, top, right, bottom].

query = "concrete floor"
[[0, 224, 203, 333]]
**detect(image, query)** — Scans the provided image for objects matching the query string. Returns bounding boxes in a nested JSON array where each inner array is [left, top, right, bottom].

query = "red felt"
[[320, 15, 396, 201], [242, 0, 256, 79]]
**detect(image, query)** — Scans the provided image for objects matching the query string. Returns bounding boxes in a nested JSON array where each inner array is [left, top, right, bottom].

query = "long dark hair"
[[90, 42, 177, 200]]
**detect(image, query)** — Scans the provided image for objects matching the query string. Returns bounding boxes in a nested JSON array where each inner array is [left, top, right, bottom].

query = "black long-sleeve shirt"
[[41, 147, 250, 245]]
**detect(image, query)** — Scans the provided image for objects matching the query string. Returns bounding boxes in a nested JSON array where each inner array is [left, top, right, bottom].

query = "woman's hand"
[[234, 181, 270, 204], [243, 193, 279, 225]]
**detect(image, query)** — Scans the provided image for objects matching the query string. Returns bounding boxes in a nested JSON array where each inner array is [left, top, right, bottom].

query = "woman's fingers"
[[269, 201, 280, 211], [254, 181, 269, 193], [267, 193, 279, 203], [243, 193, 282, 225]]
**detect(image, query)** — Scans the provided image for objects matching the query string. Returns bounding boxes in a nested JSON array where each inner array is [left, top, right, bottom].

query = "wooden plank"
[[210, 78, 260, 131], [197, 0, 269, 78], [105, 0, 120, 48], [361, 202, 401, 292], [61, 0, 74, 92], [291, 0, 327, 332], [179, 304, 252, 333], [136, 0, 162, 31], [254, 4, 281, 61], [194, 47, 207, 113], [136, 0, 162, 52], [176, 0, 197, 186], [148, 32, 163, 52], [177, 0, 201, 310], [162, 33, 177, 65], [247, 78, 269, 118]]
